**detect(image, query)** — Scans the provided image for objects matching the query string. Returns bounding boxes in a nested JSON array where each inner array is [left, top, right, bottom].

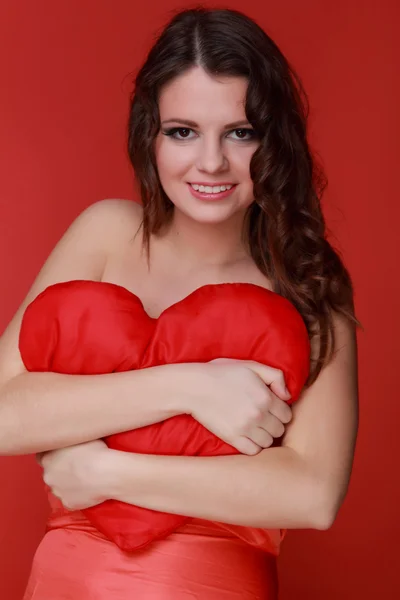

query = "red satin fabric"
[[19, 280, 310, 598], [23, 514, 280, 599]]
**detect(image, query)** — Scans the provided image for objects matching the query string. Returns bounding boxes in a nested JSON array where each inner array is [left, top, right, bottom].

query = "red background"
[[0, 1, 398, 598]]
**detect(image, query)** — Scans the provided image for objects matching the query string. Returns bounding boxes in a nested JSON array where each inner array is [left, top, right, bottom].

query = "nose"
[[196, 137, 228, 174]]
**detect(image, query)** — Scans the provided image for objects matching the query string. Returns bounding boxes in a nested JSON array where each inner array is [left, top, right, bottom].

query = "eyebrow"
[[160, 118, 252, 129]]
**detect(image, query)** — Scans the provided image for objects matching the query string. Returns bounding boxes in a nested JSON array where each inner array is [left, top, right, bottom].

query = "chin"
[[177, 205, 244, 225]]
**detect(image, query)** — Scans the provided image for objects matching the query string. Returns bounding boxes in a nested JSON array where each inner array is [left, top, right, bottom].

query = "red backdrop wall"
[[0, 1, 398, 598]]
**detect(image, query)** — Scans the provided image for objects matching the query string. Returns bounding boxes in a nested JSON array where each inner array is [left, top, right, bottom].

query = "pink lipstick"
[[187, 183, 237, 201]]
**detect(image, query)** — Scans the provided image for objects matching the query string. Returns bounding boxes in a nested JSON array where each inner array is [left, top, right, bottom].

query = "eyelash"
[[162, 127, 257, 141]]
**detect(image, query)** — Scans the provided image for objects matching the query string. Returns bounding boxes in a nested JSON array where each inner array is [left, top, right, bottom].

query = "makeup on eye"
[[161, 126, 257, 141]]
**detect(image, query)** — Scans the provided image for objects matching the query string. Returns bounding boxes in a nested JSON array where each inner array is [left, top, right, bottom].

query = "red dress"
[[19, 280, 310, 599]]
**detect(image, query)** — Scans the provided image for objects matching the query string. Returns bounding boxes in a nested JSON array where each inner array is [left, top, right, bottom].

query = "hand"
[[184, 359, 293, 456], [36, 440, 112, 511]]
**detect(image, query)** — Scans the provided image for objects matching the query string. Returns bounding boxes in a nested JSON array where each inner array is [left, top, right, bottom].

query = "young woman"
[[0, 7, 360, 599]]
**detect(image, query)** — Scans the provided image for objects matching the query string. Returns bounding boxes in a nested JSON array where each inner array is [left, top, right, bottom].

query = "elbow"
[[253, 477, 341, 530], [313, 506, 338, 530], [310, 483, 346, 531]]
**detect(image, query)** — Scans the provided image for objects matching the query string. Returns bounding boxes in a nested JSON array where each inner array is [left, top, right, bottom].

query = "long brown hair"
[[127, 6, 362, 386]]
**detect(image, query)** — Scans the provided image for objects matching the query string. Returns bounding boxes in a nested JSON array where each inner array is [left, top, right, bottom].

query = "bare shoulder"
[[0, 198, 142, 389], [27, 197, 144, 284], [96, 198, 143, 251], [77, 198, 143, 249], [92, 197, 143, 233]]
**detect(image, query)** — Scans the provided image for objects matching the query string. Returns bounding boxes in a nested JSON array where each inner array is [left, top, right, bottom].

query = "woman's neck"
[[161, 209, 250, 269]]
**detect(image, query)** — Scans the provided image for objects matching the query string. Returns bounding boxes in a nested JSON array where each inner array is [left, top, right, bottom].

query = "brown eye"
[[230, 128, 256, 140], [177, 128, 191, 138], [162, 127, 195, 140]]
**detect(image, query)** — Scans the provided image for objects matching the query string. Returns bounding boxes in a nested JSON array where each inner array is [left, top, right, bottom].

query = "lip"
[[187, 182, 237, 201], [189, 182, 236, 186]]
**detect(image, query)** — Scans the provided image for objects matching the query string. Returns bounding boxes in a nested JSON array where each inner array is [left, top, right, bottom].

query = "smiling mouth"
[[189, 183, 236, 193]]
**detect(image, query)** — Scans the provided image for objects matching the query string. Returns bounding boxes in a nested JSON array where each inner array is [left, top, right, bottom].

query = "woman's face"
[[154, 66, 259, 225]]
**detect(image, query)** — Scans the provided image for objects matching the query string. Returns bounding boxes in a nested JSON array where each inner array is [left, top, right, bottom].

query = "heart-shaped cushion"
[[19, 279, 310, 552]]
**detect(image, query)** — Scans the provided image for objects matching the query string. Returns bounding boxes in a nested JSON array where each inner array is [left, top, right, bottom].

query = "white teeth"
[[191, 183, 233, 194]]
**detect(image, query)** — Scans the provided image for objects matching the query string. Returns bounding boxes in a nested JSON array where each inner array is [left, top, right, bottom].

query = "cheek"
[[226, 146, 256, 181], [155, 139, 192, 181]]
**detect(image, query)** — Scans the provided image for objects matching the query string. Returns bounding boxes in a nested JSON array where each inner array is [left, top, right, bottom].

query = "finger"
[[244, 362, 291, 401], [35, 452, 45, 466], [210, 358, 291, 401], [42, 471, 51, 486], [209, 358, 232, 364], [39, 453, 51, 469], [232, 436, 262, 456], [246, 427, 274, 449], [268, 395, 293, 425], [257, 413, 286, 438]]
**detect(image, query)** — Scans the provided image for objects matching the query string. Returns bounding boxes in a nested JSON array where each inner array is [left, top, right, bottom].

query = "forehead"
[[158, 67, 248, 123]]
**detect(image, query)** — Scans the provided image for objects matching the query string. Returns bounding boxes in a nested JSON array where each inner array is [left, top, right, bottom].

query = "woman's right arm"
[[0, 199, 186, 456]]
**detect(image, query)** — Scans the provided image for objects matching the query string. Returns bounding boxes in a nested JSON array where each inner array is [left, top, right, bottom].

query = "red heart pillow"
[[19, 280, 310, 551]]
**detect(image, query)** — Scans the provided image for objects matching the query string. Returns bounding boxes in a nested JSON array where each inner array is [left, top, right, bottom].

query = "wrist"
[[101, 449, 149, 502], [92, 447, 128, 501], [153, 363, 198, 416]]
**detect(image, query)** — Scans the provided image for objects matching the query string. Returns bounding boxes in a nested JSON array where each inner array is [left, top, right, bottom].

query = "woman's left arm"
[[41, 311, 358, 530], [103, 311, 359, 530]]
